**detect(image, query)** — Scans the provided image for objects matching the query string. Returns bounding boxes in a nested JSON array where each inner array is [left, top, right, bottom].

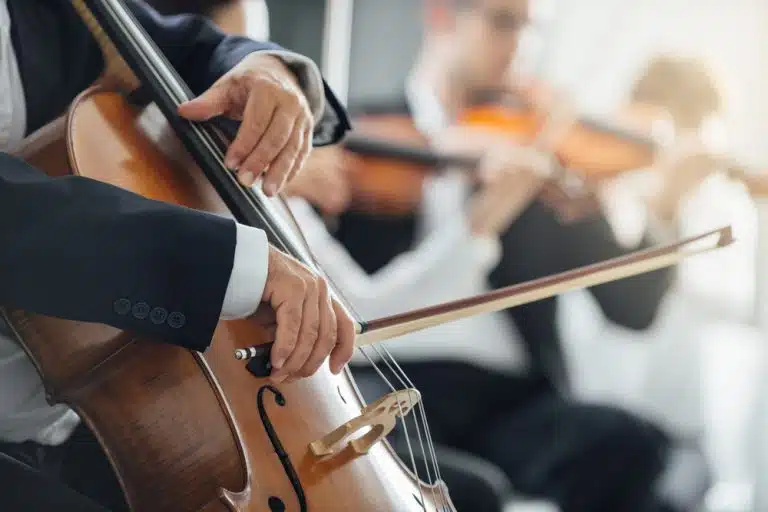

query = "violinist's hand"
[[284, 147, 351, 215], [468, 145, 554, 236], [646, 135, 717, 221], [178, 53, 314, 196], [261, 247, 355, 383]]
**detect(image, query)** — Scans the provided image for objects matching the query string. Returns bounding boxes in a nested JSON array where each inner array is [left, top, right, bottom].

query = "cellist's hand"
[[178, 53, 314, 197], [260, 247, 355, 383]]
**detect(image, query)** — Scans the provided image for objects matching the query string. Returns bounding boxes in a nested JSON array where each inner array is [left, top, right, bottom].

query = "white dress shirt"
[[286, 75, 530, 373], [0, 2, 327, 445]]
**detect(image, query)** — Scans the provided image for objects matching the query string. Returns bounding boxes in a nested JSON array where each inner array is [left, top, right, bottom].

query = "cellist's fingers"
[[270, 278, 320, 383], [260, 247, 327, 379], [232, 93, 292, 190], [295, 279, 337, 378], [179, 53, 315, 193], [329, 300, 356, 375]]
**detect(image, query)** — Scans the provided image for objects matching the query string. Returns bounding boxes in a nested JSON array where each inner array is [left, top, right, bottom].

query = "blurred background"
[[222, 0, 768, 510]]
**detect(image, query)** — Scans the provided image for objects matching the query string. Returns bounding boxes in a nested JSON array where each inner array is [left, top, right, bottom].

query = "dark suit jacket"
[[0, 0, 350, 352], [343, 95, 673, 394]]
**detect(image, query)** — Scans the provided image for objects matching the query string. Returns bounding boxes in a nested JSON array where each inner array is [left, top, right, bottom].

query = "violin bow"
[[236, 225, 733, 374]]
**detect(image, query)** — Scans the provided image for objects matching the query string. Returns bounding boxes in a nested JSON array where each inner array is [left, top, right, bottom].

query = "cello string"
[[367, 345, 435, 487], [105, 1, 446, 505], [365, 344, 444, 509], [371, 344, 448, 509], [380, 347, 445, 486], [359, 347, 430, 510]]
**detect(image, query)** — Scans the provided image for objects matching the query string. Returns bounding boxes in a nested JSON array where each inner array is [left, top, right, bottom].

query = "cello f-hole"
[[256, 385, 308, 512], [268, 496, 286, 512]]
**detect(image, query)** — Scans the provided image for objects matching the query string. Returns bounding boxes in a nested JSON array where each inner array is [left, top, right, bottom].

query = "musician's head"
[[423, 0, 530, 89]]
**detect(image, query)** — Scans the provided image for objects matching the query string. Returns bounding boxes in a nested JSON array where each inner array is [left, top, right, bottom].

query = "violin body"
[[339, 112, 603, 224], [460, 89, 659, 178], [6, 86, 452, 512], [341, 114, 435, 216]]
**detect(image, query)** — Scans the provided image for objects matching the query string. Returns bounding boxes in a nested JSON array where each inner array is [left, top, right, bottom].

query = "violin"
[[1, 1, 733, 511], [339, 114, 602, 223], [334, 83, 665, 221], [339, 114, 475, 216], [459, 87, 662, 178]]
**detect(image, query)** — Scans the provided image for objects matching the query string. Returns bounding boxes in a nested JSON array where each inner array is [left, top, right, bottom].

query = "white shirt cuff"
[[221, 223, 270, 320], [259, 50, 326, 123]]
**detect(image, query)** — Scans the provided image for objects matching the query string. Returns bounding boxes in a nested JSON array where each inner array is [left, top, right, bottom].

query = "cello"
[[2, 1, 733, 511]]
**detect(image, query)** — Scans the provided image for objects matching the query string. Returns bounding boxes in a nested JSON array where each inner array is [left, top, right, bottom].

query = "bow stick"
[[236, 225, 733, 376]]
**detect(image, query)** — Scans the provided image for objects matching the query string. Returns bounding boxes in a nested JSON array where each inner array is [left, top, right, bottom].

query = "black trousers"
[[0, 417, 509, 511], [353, 361, 672, 512], [0, 423, 127, 512], [0, 452, 109, 512]]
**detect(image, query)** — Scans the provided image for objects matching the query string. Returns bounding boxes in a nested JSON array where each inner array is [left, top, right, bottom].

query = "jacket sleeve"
[[0, 153, 235, 352], [122, 0, 351, 146], [554, 211, 675, 330]]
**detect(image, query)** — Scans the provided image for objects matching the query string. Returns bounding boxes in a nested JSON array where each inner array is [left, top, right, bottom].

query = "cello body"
[[5, 86, 452, 512]]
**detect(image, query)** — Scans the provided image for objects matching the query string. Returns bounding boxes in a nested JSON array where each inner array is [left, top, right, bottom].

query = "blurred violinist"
[[291, 0, 691, 511], [280, 2, 680, 512]]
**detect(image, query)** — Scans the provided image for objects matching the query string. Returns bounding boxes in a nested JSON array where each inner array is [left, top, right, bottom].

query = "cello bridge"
[[309, 388, 421, 456]]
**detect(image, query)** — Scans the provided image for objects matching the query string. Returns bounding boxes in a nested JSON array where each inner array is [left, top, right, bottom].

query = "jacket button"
[[132, 302, 150, 320], [113, 298, 131, 316], [150, 307, 168, 325], [167, 312, 186, 329]]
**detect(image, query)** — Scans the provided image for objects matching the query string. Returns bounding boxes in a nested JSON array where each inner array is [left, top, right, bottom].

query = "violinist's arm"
[[557, 210, 675, 330], [493, 200, 673, 332], [123, 0, 350, 146]]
